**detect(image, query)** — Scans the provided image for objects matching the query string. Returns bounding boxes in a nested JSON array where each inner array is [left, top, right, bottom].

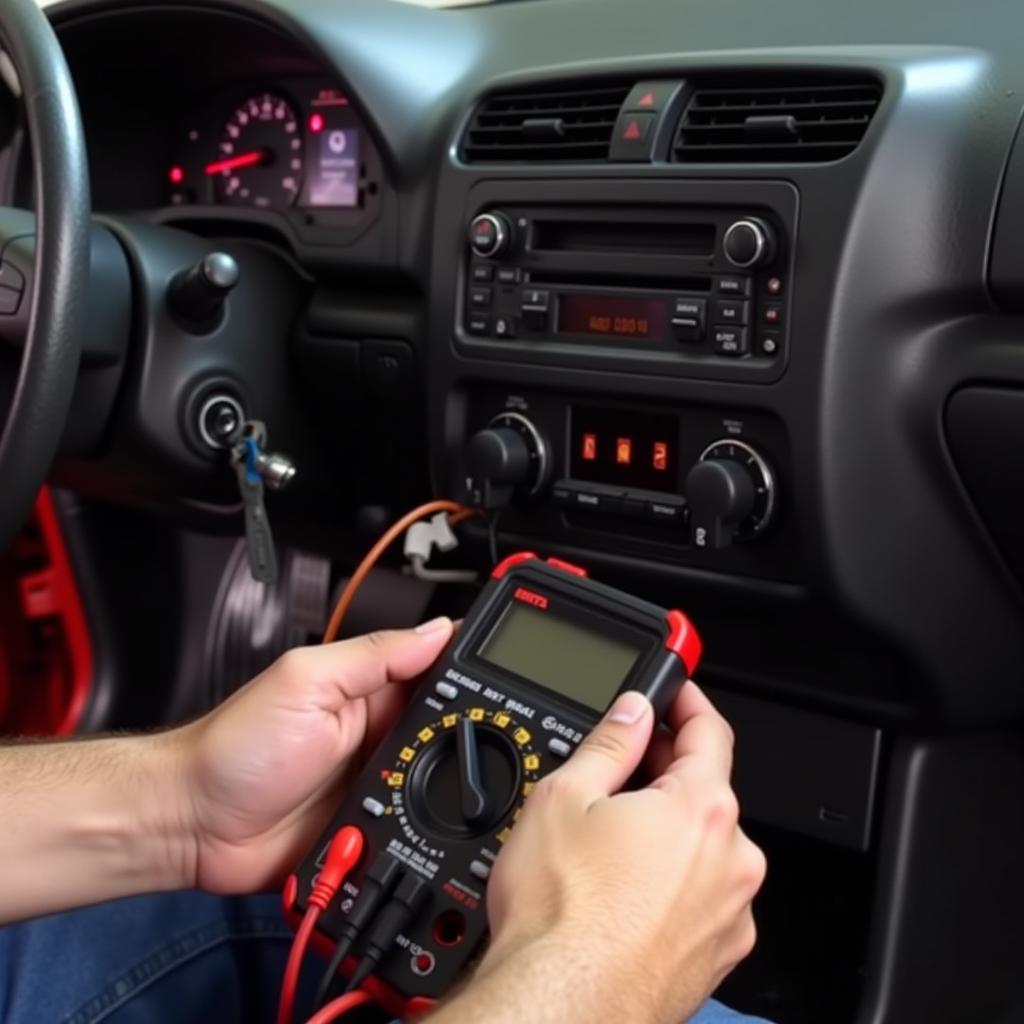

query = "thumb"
[[557, 691, 654, 803], [299, 616, 455, 712]]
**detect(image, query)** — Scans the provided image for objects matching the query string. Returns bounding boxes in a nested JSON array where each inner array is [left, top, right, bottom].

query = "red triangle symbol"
[[637, 91, 656, 107], [624, 119, 641, 140]]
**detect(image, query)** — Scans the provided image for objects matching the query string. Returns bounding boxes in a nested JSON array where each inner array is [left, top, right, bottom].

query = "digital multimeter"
[[287, 551, 702, 1007]]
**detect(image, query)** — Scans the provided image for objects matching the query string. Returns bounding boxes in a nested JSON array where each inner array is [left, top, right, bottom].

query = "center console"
[[434, 178, 802, 585]]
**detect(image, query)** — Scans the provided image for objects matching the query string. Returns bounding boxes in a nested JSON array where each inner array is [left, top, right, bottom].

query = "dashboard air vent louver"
[[462, 81, 632, 162], [673, 76, 882, 163]]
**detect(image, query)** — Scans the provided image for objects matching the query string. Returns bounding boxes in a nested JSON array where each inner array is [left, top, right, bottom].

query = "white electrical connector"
[[404, 513, 478, 584], [404, 512, 458, 561]]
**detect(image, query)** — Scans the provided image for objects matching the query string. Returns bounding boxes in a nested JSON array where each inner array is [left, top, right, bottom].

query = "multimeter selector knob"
[[407, 719, 521, 839], [685, 439, 776, 549], [466, 412, 549, 509]]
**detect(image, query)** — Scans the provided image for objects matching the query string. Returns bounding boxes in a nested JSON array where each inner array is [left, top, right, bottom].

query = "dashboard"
[[10, 1, 1024, 1020], [28, 0, 1024, 730]]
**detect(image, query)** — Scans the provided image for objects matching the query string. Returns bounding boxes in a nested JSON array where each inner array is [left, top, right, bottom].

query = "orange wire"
[[322, 500, 477, 644], [301, 990, 373, 1024]]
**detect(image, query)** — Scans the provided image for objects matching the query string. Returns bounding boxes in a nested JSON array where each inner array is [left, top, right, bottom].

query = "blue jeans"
[[0, 892, 773, 1023]]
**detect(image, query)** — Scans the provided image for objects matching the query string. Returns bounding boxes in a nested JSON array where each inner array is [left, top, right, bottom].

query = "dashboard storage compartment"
[[705, 687, 882, 851]]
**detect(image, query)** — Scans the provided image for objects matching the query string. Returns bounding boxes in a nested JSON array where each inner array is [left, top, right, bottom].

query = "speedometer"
[[206, 93, 304, 208]]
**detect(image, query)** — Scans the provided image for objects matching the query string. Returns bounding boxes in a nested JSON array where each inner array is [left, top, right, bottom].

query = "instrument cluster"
[[165, 78, 381, 234]]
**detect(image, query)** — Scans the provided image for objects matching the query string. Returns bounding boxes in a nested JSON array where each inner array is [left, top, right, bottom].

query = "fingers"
[[278, 616, 454, 713], [551, 691, 655, 804], [664, 682, 735, 778]]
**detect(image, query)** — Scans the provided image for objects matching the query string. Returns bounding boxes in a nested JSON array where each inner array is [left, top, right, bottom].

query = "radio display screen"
[[477, 600, 641, 712], [558, 294, 667, 342]]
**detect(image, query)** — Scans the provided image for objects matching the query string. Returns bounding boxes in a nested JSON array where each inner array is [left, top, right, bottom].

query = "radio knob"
[[685, 439, 776, 549], [723, 218, 775, 269], [469, 212, 511, 258], [466, 412, 550, 508]]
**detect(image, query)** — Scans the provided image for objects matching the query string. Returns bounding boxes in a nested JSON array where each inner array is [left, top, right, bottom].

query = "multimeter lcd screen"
[[477, 602, 640, 712]]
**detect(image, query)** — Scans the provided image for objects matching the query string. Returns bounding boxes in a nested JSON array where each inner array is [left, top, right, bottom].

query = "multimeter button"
[[469, 860, 492, 881], [548, 738, 572, 758], [435, 681, 459, 700], [362, 797, 386, 818]]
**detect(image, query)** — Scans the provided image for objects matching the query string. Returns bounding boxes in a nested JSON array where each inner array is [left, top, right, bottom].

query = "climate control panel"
[[454, 389, 800, 583]]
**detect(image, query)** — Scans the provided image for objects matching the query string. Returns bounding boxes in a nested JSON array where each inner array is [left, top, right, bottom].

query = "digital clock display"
[[557, 294, 667, 342]]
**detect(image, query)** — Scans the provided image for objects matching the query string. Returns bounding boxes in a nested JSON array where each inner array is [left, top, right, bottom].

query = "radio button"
[[713, 299, 749, 325], [713, 327, 750, 356], [673, 297, 706, 320], [469, 286, 493, 308], [760, 331, 781, 356], [717, 276, 751, 296], [467, 314, 491, 335], [472, 264, 494, 283], [548, 738, 572, 758], [671, 316, 703, 343], [520, 288, 551, 331], [763, 303, 784, 327], [494, 316, 515, 338], [497, 267, 521, 285], [435, 681, 459, 701]]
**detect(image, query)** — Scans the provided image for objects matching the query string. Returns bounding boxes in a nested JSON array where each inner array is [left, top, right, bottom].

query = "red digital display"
[[570, 407, 679, 491], [558, 294, 667, 342]]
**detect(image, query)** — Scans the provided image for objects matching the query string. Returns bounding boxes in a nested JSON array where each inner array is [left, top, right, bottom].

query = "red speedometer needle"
[[204, 150, 266, 175]]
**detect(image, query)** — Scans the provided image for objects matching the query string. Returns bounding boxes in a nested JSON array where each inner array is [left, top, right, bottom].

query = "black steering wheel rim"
[[0, 0, 90, 551]]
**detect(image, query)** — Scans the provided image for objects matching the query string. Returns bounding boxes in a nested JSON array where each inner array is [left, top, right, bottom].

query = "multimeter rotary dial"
[[387, 708, 542, 843]]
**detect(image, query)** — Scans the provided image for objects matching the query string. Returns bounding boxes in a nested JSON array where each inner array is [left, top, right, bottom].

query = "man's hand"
[[177, 617, 454, 893], [431, 683, 765, 1024]]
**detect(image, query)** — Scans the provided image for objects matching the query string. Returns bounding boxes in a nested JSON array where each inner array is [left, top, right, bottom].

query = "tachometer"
[[207, 93, 304, 208]]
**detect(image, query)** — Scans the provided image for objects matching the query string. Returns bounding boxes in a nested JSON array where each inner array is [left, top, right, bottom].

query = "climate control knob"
[[468, 213, 511, 258], [723, 218, 775, 269], [465, 412, 549, 509], [685, 439, 776, 549]]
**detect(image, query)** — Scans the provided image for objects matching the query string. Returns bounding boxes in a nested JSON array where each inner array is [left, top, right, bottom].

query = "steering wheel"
[[0, 0, 90, 551]]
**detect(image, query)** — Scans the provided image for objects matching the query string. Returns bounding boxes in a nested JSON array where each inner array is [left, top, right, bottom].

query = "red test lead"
[[278, 826, 365, 1024]]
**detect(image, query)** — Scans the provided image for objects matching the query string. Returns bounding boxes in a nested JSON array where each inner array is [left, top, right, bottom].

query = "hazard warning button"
[[609, 111, 657, 161], [622, 81, 685, 115]]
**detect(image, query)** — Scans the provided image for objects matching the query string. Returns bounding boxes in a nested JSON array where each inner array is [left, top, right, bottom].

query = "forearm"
[[0, 732, 196, 924], [430, 930, 657, 1024]]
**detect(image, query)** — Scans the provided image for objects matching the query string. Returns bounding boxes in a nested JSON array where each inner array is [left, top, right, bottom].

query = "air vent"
[[673, 76, 882, 163], [462, 81, 631, 162]]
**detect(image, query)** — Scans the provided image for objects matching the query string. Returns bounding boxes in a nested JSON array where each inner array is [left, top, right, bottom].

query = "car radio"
[[460, 201, 791, 371], [286, 552, 702, 1008]]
